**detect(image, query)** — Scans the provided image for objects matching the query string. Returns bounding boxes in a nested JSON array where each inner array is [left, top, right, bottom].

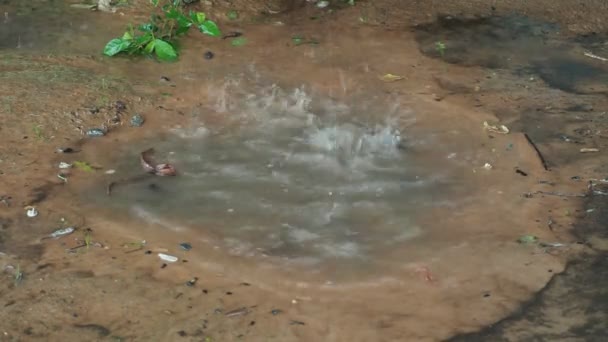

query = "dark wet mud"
[[448, 185, 608, 342]]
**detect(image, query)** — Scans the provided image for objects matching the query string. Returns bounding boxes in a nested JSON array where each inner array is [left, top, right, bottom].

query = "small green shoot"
[[435, 41, 446, 58], [14, 264, 23, 286], [291, 36, 319, 46], [103, 0, 221, 61], [73, 161, 95, 172], [226, 10, 239, 20], [84, 229, 93, 249], [33, 125, 44, 140]]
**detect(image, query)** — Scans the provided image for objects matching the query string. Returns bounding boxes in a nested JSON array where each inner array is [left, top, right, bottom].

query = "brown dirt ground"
[[1, 1, 608, 341]]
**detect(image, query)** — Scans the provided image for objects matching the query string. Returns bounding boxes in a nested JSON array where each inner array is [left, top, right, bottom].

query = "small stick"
[[524, 133, 549, 171], [534, 191, 586, 198], [584, 51, 608, 62]]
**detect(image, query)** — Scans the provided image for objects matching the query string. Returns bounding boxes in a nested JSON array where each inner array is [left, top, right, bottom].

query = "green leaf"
[[73, 161, 94, 172], [175, 14, 193, 35], [150, 0, 159, 7], [517, 235, 538, 244], [231, 37, 247, 46], [165, 7, 180, 19], [189, 11, 206, 24], [133, 33, 153, 48], [122, 31, 133, 41], [153, 39, 177, 61], [144, 40, 156, 54], [198, 20, 221, 37], [292, 36, 303, 45], [103, 38, 131, 56], [139, 23, 156, 33]]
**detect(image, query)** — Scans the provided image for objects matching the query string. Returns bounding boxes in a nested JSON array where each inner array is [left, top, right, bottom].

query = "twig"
[[584, 51, 608, 62], [534, 191, 586, 198], [523, 133, 549, 171]]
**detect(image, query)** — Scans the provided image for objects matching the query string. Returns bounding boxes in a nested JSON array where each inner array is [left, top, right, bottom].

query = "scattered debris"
[[523, 133, 549, 171], [58, 162, 72, 169], [0, 195, 11, 206], [539, 242, 566, 248], [41, 227, 75, 241], [160, 76, 171, 82], [130, 114, 145, 127], [271, 309, 282, 315], [222, 31, 242, 40], [186, 277, 198, 287], [86, 128, 106, 137], [483, 163, 493, 170], [179, 243, 192, 251], [290, 320, 306, 325], [316, 1, 329, 8], [415, 266, 435, 282], [105, 169, 116, 175], [517, 235, 538, 244], [225, 307, 249, 317], [515, 169, 528, 176], [379, 74, 404, 82], [115, 100, 127, 113], [204, 51, 214, 59], [580, 148, 600, 153], [158, 253, 178, 263], [57, 147, 75, 153], [141, 148, 177, 176], [25, 206, 38, 218], [483, 121, 509, 134], [58, 174, 68, 183]]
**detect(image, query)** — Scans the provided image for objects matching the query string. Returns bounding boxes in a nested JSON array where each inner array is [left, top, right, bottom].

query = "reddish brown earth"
[[1, 1, 608, 341]]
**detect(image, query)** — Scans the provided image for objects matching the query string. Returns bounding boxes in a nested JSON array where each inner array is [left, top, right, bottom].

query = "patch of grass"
[[33, 125, 44, 141]]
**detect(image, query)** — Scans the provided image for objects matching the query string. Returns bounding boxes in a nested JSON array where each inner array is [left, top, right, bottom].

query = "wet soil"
[[1, 0, 608, 341]]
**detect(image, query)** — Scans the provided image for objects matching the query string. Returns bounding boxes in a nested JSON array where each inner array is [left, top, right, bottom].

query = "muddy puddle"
[[3, 2, 603, 340], [77, 83, 482, 282]]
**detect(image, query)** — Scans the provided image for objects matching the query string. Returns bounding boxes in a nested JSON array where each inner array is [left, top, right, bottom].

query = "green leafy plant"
[[103, 0, 221, 61], [435, 41, 446, 58]]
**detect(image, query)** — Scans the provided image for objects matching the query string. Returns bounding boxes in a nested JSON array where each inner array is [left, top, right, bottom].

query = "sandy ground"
[[1, 0, 608, 341]]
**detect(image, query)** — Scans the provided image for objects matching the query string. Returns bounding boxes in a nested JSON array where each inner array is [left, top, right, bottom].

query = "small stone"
[[271, 309, 282, 315], [160, 76, 171, 82], [115, 100, 127, 112], [57, 147, 75, 153], [86, 128, 105, 137], [26, 207, 38, 218], [179, 242, 192, 251], [186, 277, 198, 287], [204, 51, 214, 60], [130, 114, 145, 127], [316, 1, 329, 8]]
